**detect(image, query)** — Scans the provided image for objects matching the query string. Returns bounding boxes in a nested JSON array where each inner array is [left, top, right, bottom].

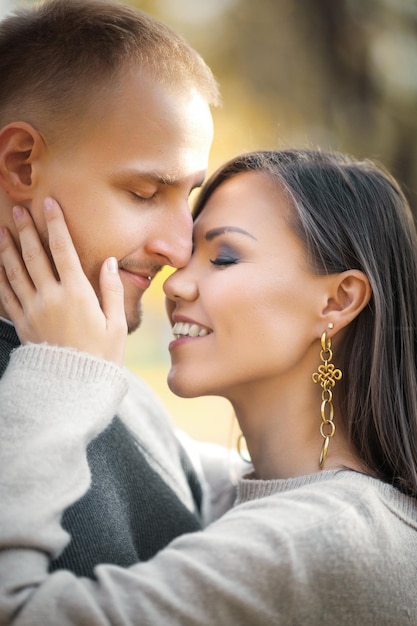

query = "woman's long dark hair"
[[194, 150, 417, 497]]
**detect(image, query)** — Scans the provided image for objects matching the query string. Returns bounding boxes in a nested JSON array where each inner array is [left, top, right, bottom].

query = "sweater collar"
[[234, 468, 392, 504]]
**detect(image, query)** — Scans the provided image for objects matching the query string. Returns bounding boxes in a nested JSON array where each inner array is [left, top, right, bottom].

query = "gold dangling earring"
[[237, 433, 252, 464], [312, 324, 342, 469]]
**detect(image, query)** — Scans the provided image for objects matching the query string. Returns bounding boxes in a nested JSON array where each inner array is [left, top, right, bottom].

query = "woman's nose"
[[163, 268, 199, 305]]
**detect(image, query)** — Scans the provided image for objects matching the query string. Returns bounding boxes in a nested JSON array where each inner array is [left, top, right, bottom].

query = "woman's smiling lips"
[[169, 317, 212, 349]]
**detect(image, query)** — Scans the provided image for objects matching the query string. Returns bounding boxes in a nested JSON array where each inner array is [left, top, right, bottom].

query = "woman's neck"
[[230, 381, 364, 480]]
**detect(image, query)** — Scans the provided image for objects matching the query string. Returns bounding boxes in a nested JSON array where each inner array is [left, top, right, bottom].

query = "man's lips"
[[119, 268, 152, 290]]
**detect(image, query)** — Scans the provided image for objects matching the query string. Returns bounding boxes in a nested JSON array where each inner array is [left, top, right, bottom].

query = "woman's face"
[[164, 171, 330, 401]]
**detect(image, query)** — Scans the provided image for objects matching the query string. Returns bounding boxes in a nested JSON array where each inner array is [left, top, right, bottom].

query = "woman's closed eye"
[[210, 255, 239, 267], [208, 241, 241, 267]]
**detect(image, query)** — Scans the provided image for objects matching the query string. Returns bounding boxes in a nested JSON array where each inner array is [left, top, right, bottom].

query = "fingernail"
[[44, 197, 55, 212], [107, 257, 118, 274], [12, 205, 24, 222]]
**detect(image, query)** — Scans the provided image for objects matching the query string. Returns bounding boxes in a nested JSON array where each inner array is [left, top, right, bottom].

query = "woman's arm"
[[0, 200, 241, 526]]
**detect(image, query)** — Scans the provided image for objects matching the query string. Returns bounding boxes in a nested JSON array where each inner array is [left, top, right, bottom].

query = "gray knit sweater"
[[1, 344, 416, 625]]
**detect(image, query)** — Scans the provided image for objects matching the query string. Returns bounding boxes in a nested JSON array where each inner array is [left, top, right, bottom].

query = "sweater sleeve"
[[1, 479, 414, 626], [0, 343, 128, 557]]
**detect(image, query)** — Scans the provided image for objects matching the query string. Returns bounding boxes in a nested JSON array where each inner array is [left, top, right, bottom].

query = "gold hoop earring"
[[237, 433, 252, 464], [312, 331, 342, 469]]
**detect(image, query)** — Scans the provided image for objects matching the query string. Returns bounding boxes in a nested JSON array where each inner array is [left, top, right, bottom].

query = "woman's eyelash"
[[210, 256, 239, 267]]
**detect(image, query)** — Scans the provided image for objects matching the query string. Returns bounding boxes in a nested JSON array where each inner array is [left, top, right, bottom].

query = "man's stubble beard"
[[126, 303, 143, 335]]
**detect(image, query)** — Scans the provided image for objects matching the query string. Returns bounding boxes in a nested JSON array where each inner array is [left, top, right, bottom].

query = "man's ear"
[[0, 122, 44, 202], [321, 270, 372, 332]]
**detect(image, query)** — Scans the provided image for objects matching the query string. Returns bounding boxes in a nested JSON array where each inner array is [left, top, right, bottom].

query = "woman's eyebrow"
[[205, 226, 257, 241]]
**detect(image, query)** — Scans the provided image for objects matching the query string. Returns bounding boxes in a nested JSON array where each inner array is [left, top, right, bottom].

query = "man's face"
[[32, 72, 214, 333]]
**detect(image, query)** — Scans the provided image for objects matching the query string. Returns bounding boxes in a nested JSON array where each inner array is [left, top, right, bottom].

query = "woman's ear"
[[0, 122, 44, 202], [321, 270, 372, 332]]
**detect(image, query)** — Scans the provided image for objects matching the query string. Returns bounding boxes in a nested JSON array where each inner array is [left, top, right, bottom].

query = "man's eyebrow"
[[116, 169, 205, 188], [205, 227, 257, 241]]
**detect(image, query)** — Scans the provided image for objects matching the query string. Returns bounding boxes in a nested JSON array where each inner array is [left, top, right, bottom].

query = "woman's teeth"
[[172, 322, 209, 338]]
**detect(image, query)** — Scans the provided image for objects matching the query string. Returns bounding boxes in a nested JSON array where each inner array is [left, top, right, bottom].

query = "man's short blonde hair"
[[0, 0, 220, 137]]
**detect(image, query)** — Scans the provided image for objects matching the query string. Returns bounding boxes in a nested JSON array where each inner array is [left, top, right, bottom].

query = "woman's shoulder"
[[230, 469, 417, 550], [132, 468, 417, 625]]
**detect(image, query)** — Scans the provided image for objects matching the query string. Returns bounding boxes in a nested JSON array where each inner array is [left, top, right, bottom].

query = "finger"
[[99, 257, 127, 364], [99, 258, 126, 329], [0, 263, 25, 330], [11, 204, 57, 288], [43, 197, 86, 285], [0, 223, 36, 307]]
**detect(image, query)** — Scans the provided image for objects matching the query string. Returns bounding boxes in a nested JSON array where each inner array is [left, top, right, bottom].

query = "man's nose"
[[145, 204, 193, 268]]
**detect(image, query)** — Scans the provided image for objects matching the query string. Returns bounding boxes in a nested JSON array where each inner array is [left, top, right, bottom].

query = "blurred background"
[[1, 0, 417, 445]]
